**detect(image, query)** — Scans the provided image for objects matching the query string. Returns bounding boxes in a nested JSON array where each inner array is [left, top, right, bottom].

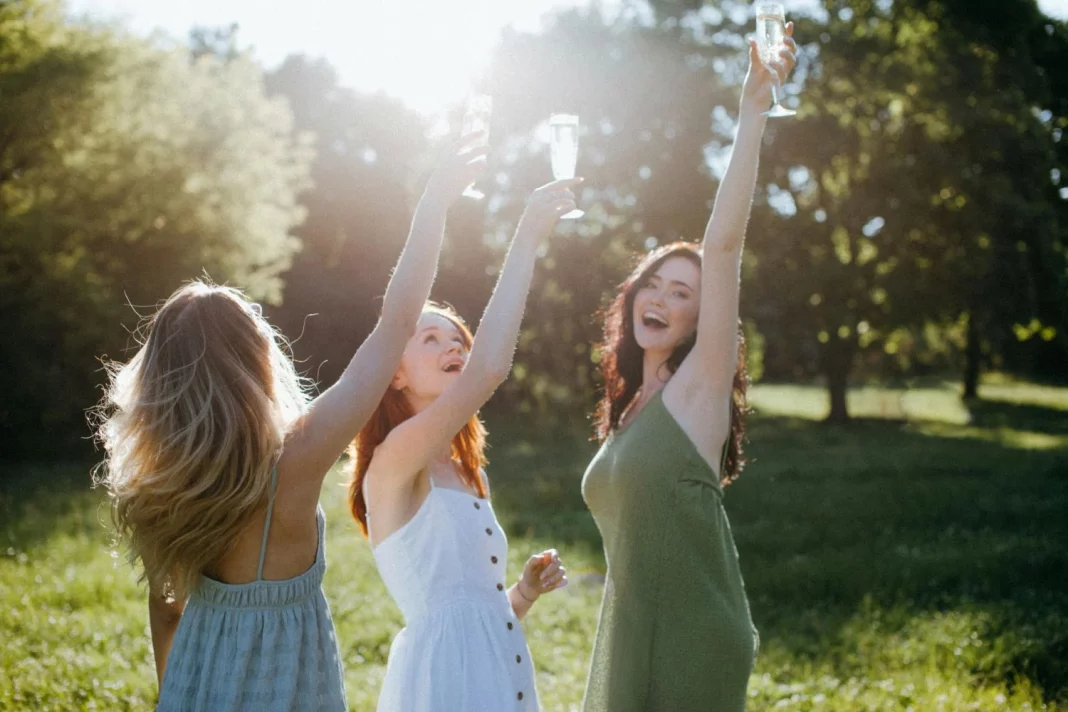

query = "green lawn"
[[2, 379, 1066, 711]]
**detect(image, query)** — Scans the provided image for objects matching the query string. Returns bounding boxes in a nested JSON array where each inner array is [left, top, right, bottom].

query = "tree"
[[0, 9, 311, 456], [642, 0, 1068, 418], [264, 56, 431, 390], [0, 0, 105, 192], [475, 6, 745, 417], [910, 0, 1068, 393]]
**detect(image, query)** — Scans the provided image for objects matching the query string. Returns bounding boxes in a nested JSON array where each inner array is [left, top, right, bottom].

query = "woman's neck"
[[405, 390, 434, 415], [639, 349, 671, 401]]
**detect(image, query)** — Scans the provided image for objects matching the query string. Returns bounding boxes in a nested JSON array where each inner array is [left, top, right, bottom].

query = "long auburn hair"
[[91, 281, 309, 600], [594, 242, 749, 486], [349, 303, 488, 536]]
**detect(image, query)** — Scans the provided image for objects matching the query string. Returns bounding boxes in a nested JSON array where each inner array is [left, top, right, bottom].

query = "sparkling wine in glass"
[[461, 94, 492, 199], [755, 2, 795, 118], [549, 113, 584, 219]]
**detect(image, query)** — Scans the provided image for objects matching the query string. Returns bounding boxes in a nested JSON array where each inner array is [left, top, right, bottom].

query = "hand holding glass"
[[755, 3, 795, 118], [549, 114, 584, 219]]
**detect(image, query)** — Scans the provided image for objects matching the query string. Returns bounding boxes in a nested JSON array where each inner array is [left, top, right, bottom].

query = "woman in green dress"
[[581, 26, 796, 712]]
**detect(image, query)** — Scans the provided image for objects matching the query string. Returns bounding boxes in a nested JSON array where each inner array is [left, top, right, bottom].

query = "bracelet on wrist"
[[516, 581, 539, 603]]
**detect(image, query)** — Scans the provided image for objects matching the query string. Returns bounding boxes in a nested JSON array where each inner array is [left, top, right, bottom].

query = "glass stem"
[[770, 81, 781, 108]]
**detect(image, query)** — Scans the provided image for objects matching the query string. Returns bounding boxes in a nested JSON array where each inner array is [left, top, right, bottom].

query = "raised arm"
[[368, 179, 580, 489], [279, 134, 489, 506], [686, 25, 796, 396]]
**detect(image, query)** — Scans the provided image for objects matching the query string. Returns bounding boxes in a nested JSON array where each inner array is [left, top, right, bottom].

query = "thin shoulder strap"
[[428, 474, 436, 489], [256, 463, 281, 581]]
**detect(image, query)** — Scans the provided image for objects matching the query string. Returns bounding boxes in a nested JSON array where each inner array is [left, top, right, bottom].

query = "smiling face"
[[391, 310, 471, 410], [630, 255, 701, 357]]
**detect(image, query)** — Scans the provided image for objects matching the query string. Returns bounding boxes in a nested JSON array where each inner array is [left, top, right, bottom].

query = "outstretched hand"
[[425, 132, 490, 206], [741, 21, 797, 113], [516, 178, 583, 238]]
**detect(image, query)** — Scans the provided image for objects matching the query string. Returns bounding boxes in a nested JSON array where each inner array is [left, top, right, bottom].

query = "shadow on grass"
[[742, 415, 1067, 701], [965, 397, 1068, 435], [484, 410, 1068, 702], [5, 411, 1067, 702]]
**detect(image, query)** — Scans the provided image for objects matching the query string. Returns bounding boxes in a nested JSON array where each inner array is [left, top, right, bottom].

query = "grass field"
[[2, 379, 1066, 710]]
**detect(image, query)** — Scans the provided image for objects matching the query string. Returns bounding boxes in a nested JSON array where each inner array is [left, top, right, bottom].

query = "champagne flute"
[[461, 94, 492, 199], [549, 113, 584, 219], [755, 2, 795, 118]]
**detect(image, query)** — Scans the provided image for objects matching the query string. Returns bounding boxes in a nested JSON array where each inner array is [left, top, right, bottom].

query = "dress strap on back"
[[256, 463, 281, 581]]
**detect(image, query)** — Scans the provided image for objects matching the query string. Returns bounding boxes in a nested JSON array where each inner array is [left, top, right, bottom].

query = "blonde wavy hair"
[[92, 281, 309, 601]]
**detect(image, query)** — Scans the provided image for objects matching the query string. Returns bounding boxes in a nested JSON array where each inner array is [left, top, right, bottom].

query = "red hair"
[[349, 304, 488, 536]]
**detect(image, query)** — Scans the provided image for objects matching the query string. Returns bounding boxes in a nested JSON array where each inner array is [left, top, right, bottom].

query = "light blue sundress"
[[157, 466, 347, 711]]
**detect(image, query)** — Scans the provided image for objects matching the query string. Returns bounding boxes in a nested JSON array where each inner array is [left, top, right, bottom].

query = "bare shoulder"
[[362, 436, 409, 503], [266, 448, 320, 521], [662, 351, 728, 409], [662, 358, 731, 473]]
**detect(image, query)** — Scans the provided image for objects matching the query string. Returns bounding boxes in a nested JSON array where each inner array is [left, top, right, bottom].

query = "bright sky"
[[68, 0, 1068, 114]]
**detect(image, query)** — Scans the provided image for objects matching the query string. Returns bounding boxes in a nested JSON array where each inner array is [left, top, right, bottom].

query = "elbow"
[[150, 594, 185, 624], [484, 365, 511, 388], [704, 230, 743, 254], [161, 609, 183, 627], [464, 347, 513, 390], [378, 308, 418, 341], [472, 356, 511, 388], [378, 285, 425, 336]]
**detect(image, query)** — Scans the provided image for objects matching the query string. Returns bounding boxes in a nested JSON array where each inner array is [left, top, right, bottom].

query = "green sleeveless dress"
[[581, 389, 758, 711]]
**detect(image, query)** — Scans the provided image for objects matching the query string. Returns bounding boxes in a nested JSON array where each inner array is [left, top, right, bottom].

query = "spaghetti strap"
[[256, 463, 281, 581], [159, 457, 346, 710]]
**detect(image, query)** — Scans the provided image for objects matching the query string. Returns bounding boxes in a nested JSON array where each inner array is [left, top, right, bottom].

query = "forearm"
[[508, 582, 538, 620], [148, 597, 184, 690], [378, 190, 449, 333], [323, 317, 411, 431], [466, 226, 541, 379], [702, 103, 768, 253], [325, 193, 449, 430]]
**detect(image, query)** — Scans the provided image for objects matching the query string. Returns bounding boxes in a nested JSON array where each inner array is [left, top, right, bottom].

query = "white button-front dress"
[[368, 475, 539, 711]]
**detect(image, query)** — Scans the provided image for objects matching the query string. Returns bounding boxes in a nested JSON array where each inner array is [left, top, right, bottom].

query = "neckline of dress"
[[611, 387, 666, 440], [371, 480, 487, 553]]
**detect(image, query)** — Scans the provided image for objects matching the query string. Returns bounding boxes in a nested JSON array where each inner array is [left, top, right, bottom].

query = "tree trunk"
[[963, 308, 981, 399], [822, 335, 853, 424]]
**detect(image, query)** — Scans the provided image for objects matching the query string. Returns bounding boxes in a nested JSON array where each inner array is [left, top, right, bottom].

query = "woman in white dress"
[[349, 177, 581, 712]]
